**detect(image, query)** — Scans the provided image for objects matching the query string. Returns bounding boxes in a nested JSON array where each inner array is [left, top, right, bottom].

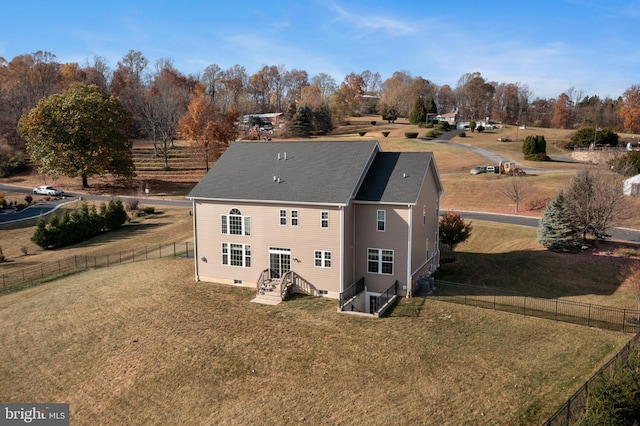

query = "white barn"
[[623, 174, 640, 196]]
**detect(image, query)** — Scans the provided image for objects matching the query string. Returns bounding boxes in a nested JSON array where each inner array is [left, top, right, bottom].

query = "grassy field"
[[1, 117, 639, 424], [0, 204, 193, 272], [436, 220, 640, 308], [0, 257, 631, 425]]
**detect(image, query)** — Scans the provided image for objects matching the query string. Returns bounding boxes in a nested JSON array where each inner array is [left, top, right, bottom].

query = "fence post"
[[145, 246, 148, 260], [587, 305, 591, 327], [623, 309, 626, 333], [555, 298, 558, 321], [523, 295, 527, 316], [159, 243, 162, 258], [493, 288, 496, 310]]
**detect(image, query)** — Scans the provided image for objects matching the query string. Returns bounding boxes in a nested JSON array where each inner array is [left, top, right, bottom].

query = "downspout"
[[406, 205, 413, 298], [191, 200, 199, 281]]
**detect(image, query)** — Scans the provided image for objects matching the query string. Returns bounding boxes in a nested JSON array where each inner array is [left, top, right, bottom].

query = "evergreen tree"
[[103, 199, 128, 231], [290, 104, 313, 136], [523, 135, 548, 160], [537, 192, 580, 251], [312, 104, 333, 135], [426, 97, 438, 115], [284, 100, 297, 121], [409, 96, 427, 125], [31, 215, 51, 249]]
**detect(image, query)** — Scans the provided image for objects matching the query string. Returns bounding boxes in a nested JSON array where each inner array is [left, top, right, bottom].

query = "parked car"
[[33, 185, 63, 196], [470, 166, 487, 175]]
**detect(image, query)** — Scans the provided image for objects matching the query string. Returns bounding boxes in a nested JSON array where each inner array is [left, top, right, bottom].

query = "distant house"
[[436, 110, 459, 127], [242, 113, 285, 127], [623, 174, 640, 196], [187, 140, 443, 315]]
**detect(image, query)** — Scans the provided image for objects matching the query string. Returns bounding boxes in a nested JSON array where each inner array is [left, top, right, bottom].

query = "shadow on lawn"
[[434, 241, 640, 300]]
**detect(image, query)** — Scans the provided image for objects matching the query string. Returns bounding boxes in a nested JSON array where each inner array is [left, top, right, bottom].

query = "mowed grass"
[[0, 204, 193, 273], [436, 221, 640, 308], [0, 257, 630, 426]]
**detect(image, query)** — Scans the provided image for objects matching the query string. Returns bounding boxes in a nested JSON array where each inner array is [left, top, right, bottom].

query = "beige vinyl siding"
[[410, 164, 441, 273], [354, 204, 409, 294], [342, 203, 356, 291], [194, 200, 343, 295]]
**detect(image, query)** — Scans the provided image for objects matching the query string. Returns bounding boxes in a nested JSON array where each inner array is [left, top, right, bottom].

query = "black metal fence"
[[0, 241, 193, 294], [375, 280, 398, 313], [543, 332, 640, 425], [432, 280, 640, 333]]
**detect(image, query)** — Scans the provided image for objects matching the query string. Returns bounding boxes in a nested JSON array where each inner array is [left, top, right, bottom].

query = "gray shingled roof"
[[355, 152, 436, 204], [187, 140, 380, 205]]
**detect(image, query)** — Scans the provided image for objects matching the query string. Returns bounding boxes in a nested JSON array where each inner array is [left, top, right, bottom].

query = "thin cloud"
[[324, 1, 418, 36]]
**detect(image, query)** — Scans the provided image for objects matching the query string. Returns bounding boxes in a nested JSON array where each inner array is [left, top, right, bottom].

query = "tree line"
[[4, 50, 640, 149]]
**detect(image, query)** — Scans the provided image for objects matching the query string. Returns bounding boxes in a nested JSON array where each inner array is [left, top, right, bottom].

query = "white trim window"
[[222, 243, 251, 267], [321, 211, 329, 228], [280, 209, 287, 226], [367, 248, 393, 274], [314, 250, 332, 268], [221, 208, 250, 235], [377, 209, 386, 232], [291, 210, 298, 226]]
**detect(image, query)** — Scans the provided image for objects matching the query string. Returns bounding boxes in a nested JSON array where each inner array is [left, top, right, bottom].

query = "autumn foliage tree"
[[179, 85, 239, 171], [439, 212, 472, 256], [619, 84, 640, 133], [551, 92, 573, 129], [18, 83, 134, 187]]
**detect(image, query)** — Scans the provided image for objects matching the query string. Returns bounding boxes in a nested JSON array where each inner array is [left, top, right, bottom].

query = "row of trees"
[[31, 199, 128, 249], [4, 50, 640, 151]]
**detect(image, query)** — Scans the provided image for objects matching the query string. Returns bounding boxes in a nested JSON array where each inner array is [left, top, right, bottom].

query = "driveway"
[[0, 196, 79, 224]]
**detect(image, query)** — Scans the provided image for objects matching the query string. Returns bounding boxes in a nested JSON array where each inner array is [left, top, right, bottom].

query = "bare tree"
[[565, 167, 634, 242], [500, 176, 529, 213], [310, 73, 337, 100]]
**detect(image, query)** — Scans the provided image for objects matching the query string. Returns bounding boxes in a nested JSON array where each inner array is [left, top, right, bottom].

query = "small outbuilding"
[[623, 174, 640, 196]]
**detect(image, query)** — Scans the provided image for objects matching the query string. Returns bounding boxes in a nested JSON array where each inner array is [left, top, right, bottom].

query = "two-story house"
[[186, 140, 443, 315]]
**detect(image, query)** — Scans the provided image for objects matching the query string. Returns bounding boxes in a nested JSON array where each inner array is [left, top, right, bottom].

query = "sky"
[[1, 0, 640, 100]]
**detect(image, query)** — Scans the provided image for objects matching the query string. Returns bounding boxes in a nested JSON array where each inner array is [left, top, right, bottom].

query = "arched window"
[[221, 208, 251, 235]]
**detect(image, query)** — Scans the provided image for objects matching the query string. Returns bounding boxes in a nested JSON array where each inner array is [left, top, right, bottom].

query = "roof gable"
[[355, 152, 439, 204], [187, 140, 380, 205]]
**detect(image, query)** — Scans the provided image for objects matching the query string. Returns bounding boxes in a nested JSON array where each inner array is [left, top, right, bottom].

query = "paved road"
[[450, 210, 640, 243], [0, 184, 190, 224], [428, 130, 579, 175], [3, 183, 639, 243]]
